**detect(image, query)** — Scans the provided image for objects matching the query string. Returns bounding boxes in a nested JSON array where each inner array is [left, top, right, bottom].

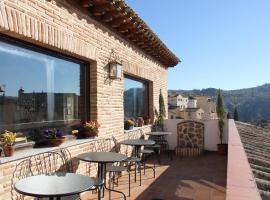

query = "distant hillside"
[[169, 84, 270, 122]]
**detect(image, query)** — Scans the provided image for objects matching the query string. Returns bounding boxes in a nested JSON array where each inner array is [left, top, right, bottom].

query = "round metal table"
[[15, 173, 95, 200], [146, 132, 172, 161], [76, 152, 127, 199], [120, 139, 155, 158]]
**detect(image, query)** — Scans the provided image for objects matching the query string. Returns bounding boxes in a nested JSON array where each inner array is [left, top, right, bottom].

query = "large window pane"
[[124, 76, 148, 119], [0, 40, 88, 132]]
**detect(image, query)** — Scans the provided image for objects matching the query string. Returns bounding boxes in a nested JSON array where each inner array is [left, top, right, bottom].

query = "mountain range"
[[169, 84, 270, 122]]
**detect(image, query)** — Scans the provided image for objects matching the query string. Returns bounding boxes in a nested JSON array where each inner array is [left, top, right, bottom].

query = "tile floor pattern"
[[80, 152, 227, 200]]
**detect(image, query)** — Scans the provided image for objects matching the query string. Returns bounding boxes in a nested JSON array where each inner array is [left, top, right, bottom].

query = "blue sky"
[[125, 0, 270, 90]]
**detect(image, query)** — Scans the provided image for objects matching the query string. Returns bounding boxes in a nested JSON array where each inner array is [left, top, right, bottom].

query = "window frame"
[[0, 34, 90, 128], [123, 74, 150, 119]]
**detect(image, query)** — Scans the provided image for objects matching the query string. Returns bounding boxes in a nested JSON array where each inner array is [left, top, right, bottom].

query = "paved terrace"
[[81, 152, 227, 200]]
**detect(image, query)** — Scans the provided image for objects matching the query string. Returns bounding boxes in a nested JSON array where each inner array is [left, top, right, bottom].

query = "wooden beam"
[[101, 10, 120, 22], [81, 0, 92, 7], [117, 22, 133, 32], [92, 3, 110, 16], [110, 17, 126, 28]]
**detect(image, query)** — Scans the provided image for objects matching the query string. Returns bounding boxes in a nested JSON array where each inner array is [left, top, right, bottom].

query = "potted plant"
[[124, 119, 134, 130], [216, 89, 227, 155], [74, 121, 100, 139], [44, 129, 66, 147], [1, 130, 16, 157], [153, 89, 166, 131], [137, 117, 144, 127], [143, 116, 151, 125]]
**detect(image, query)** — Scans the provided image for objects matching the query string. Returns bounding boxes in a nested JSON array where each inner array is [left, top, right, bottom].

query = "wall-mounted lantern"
[[109, 50, 122, 80], [109, 60, 122, 79]]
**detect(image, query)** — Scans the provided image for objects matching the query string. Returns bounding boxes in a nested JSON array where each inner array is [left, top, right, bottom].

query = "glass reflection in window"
[[0, 40, 88, 132], [124, 76, 148, 119]]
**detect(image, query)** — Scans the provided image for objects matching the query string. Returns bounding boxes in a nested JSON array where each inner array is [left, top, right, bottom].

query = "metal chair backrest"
[[128, 129, 144, 140], [94, 137, 115, 152], [11, 159, 32, 200], [30, 151, 67, 175], [58, 148, 74, 173]]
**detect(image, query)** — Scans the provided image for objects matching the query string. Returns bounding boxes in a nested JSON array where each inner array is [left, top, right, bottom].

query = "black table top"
[[120, 139, 155, 146], [146, 131, 172, 136], [15, 173, 95, 198], [76, 152, 127, 163]]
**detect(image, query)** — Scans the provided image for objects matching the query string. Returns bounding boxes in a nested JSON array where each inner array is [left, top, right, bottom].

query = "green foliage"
[[154, 89, 166, 131], [234, 107, 239, 121], [216, 89, 225, 144], [216, 89, 225, 119], [218, 119, 225, 144]]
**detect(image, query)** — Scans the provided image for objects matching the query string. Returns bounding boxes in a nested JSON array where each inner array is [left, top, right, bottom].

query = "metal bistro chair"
[[138, 130, 156, 178], [95, 137, 131, 199], [11, 159, 32, 200], [59, 148, 103, 200], [30, 151, 80, 200], [124, 132, 143, 185], [124, 130, 157, 185], [30, 150, 102, 200], [107, 137, 131, 198]]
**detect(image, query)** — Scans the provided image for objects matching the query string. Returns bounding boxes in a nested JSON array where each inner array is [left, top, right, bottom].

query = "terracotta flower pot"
[[144, 119, 151, 125], [138, 120, 144, 127], [3, 144, 15, 157], [78, 130, 98, 138], [217, 144, 228, 155], [48, 137, 66, 147]]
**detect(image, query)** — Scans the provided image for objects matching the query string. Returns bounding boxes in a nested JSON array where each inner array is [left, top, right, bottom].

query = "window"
[[0, 38, 89, 133], [124, 76, 149, 119]]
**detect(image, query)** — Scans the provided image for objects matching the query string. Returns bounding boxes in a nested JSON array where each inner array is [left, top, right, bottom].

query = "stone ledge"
[[226, 120, 261, 200], [124, 125, 152, 134], [0, 137, 97, 165]]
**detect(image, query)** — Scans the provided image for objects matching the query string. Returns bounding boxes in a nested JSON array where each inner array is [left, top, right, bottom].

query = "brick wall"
[[0, 0, 169, 198], [0, 0, 168, 140]]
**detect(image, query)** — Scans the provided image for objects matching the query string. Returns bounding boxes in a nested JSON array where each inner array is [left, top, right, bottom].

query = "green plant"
[[83, 121, 100, 132], [216, 89, 225, 144], [234, 107, 239, 121], [124, 119, 134, 130], [1, 130, 16, 146], [154, 89, 166, 131], [227, 112, 231, 119]]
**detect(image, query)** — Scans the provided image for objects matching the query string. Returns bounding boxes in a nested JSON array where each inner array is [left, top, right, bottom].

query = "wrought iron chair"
[[11, 159, 32, 200], [30, 151, 67, 175], [94, 137, 130, 198], [58, 148, 103, 200], [106, 137, 131, 198], [124, 131, 143, 185], [137, 130, 156, 178], [30, 151, 80, 200]]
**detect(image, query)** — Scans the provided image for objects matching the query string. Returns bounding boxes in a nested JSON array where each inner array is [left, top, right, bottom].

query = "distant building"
[[196, 96, 217, 119], [168, 93, 217, 120], [18, 89, 78, 123], [168, 94, 188, 110], [187, 96, 197, 108]]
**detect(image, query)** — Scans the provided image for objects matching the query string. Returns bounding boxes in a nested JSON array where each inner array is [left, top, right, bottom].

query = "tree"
[[154, 89, 166, 131], [227, 112, 231, 119], [234, 107, 239, 121], [216, 89, 225, 144]]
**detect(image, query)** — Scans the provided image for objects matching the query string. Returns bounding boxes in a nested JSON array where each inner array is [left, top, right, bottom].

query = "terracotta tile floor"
[[80, 152, 227, 200]]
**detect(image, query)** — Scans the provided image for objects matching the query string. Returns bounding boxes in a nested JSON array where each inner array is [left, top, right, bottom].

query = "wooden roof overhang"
[[80, 0, 181, 67]]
